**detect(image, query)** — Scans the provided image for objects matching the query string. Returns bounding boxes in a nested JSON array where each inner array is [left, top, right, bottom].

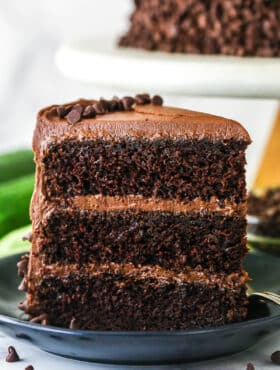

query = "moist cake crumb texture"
[[19, 93, 251, 330]]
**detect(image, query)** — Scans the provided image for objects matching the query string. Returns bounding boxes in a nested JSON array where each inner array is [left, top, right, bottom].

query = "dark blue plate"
[[0, 252, 280, 364]]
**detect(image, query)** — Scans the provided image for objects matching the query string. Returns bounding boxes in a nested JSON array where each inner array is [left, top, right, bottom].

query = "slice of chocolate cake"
[[19, 94, 251, 330], [119, 0, 280, 57]]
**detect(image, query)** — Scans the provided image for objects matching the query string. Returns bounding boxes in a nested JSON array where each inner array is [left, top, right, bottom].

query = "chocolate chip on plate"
[[271, 351, 280, 364], [5, 346, 20, 362], [246, 362, 255, 370], [25, 366, 34, 370]]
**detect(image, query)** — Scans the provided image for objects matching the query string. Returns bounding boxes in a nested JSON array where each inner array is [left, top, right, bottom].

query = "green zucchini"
[[0, 149, 34, 183], [0, 174, 34, 237], [0, 224, 31, 257]]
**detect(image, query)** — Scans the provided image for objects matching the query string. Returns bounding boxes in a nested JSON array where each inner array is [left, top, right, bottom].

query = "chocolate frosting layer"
[[72, 195, 246, 216], [28, 259, 249, 289], [33, 99, 251, 154]]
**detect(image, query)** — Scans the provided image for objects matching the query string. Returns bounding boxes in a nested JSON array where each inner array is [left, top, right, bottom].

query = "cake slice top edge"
[[33, 98, 251, 153]]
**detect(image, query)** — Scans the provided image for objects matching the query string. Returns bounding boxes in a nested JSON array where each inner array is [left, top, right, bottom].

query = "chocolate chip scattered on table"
[[5, 345, 20, 362]]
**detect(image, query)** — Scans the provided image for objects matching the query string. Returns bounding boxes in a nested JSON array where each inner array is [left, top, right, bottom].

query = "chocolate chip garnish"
[[61, 93, 163, 124], [17, 254, 29, 278], [72, 104, 83, 114], [99, 98, 110, 113], [92, 101, 106, 114], [66, 108, 81, 124], [82, 105, 96, 118], [108, 99, 118, 112], [69, 318, 79, 329], [122, 96, 135, 110], [152, 95, 163, 106], [5, 346, 20, 362], [246, 362, 255, 370], [25, 366, 34, 370], [56, 105, 71, 118], [135, 93, 151, 105], [271, 351, 280, 364], [112, 96, 124, 111]]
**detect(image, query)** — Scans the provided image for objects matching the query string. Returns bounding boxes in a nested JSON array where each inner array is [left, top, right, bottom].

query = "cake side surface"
[[24, 258, 249, 330], [34, 207, 247, 272], [41, 138, 248, 202]]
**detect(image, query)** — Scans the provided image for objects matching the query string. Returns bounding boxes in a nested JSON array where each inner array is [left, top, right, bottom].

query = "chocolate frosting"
[[33, 99, 251, 155]]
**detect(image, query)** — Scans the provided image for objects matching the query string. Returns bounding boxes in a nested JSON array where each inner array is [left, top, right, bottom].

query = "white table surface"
[[0, 1, 280, 368], [0, 331, 280, 370]]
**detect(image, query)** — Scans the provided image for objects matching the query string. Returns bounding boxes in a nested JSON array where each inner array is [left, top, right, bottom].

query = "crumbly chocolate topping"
[[119, 0, 280, 57], [54, 94, 163, 125]]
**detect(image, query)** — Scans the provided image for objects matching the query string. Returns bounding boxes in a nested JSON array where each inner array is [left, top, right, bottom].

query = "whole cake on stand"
[[119, 0, 280, 57]]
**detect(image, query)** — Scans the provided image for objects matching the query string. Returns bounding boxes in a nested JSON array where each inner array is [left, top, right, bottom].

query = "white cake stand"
[[55, 36, 280, 99]]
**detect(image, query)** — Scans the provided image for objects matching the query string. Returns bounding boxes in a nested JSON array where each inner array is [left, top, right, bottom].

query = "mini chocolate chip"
[[92, 101, 105, 114], [108, 99, 118, 111], [246, 362, 255, 370], [5, 346, 20, 362], [56, 105, 71, 118], [122, 96, 135, 110], [72, 104, 83, 114], [271, 351, 280, 364], [25, 366, 34, 370], [152, 95, 163, 105], [135, 93, 151, 104], [112, 96, 124, 111], [66, 108, 81, 124], [69, 318, 79, 329], [82, 105, 96, 118], [99, 98, 110, 112]]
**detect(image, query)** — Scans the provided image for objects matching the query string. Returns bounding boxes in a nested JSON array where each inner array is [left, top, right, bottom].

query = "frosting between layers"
[[72, 195, 247, 216], [29, 260, 249, 288], [33, 101, 251, 154]]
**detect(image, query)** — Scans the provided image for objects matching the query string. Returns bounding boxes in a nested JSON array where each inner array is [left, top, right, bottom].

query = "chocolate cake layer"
[[25, 263, 248, 330], [42, 138, 248, 202], [119, 0, 280, 57], [37, 208, 247, 272]]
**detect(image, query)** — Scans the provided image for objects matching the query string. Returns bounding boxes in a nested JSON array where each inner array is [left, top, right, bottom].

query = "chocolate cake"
[[119, 0, 280, 57], [18, 94, 251, 330]]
